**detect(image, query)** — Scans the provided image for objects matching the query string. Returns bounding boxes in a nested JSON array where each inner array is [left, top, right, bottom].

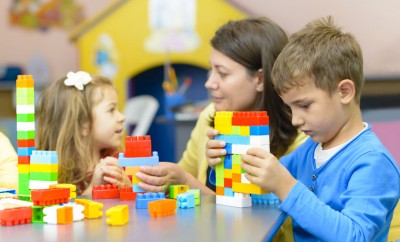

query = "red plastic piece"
[[18, 156, 30, 164], [17, 139, 35, 147], [124, 136, 152, 157], [31, 188, 70, 206], [0, 207, 32, 226], [224, 178, 232, 188], [119, 187, 137, 201], [232, 111, 269, 126], [92, 184, 119, 199]]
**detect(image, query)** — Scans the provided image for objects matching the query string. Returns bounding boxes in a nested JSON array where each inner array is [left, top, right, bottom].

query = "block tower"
[[118, 136, 159, 192], [214, 111, 270, 207], [16, 75, 36, 200]]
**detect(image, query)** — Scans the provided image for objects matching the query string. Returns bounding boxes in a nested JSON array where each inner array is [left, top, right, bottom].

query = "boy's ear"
[[338, 79, 355, 104], [255, 69, 264, 92]]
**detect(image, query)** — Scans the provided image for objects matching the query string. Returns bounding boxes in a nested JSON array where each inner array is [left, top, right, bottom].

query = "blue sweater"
[[280, 125, 400, 241]]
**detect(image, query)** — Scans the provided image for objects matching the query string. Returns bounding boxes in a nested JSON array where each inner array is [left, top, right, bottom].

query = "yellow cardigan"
[[177, 103, 308, 184], [0, 132, 18, 189]]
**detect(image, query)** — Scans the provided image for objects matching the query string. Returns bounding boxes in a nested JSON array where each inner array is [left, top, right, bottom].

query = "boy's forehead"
[[280, 79, 316, 102]]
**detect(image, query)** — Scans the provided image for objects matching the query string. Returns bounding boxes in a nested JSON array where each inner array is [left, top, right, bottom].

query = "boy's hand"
[[136, 162, 189, 193], [205, 128, 227, 169], [241, 148, 297, 200]]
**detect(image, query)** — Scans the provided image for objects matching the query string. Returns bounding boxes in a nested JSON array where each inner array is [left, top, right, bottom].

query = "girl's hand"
[[205, 128, 226, 169], [136, 162, 189, 193], [241, 148, 296, 200], [101, 156, 132, 188]]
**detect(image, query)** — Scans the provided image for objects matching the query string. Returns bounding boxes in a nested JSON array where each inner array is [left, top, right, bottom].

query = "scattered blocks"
[[92, 184, 119, 199], [136, 192, 165, 209], [148, 199, 176, 217], [0, 206, 32, 226], [43, 205, 73, 224], [187, 189, 201, 206], [31, 188, 70, 206], [106, 205, 129, 226], [75, 198, 104, 219], [169, 185, 189, 199], [119, 187, 137, 201], [176, 192, 195, 209]]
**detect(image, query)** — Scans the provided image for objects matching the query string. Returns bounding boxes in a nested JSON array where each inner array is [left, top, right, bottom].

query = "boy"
[[241, 16, 400, 241]]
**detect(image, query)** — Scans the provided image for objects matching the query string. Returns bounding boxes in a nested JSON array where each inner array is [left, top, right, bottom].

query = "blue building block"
[[215, 135, 250, 145], [224, 154, 232, 169], [30, 150, 58, 164], [224, 188, 234, 197], [0, 188, 16, 194], [132, 184, 146, 193], [17, 147, 35, 156], [225, 143, 232, 155], [177, 192, 195, 209], [136, 192, 165, 209], [118, 151, 160, 167], [250, 125, 269, 135], [251, 193, 279, 204]]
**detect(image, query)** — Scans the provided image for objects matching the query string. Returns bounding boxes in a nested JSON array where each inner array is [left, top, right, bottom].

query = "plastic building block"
[[29, 180, 58, 189], [136, 192, 165, 209], [0, 198, 32, 210], [251, 193, 279, 205], [148, 199, 176, 217], [0, 193, 18, 200], [118, 151, 160, 167], [169, 185, 189, 199], [216, 193, 252, 208], [187, 189, 201, 206], [64, 203, 84, 221], [32, 206, 45, 223], [16, 75, 34, 88], [30, 150, 58, 164], [0, 206, 32, 226], [232, 111, 269, 126], [43, 205, 73, 224], [119, 187, 137, 201], [92, 184, 119, 199], [106, 205, 129, 226], [31, 188, 70, 206], [49, 184, 77, 199], [75, 198, 104, 218], [0, 188, 16, 194], [124, 136, 152, 157], [176, 192, 195, 209]]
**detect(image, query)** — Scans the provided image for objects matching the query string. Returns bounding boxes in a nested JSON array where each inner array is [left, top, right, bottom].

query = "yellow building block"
[[169, 185, 189, 199], [17, 164, 30, 173], [106, 205, 129, 226], [240, 126, 250, 136], [232, 182, 269, 195], [126, 166, 141, 184], [50, 184, 77, 199], [224, 169, 232, 179], [75, 198, 104, 219], [30, 164, 58, 173], [232, 164, 242, 174]]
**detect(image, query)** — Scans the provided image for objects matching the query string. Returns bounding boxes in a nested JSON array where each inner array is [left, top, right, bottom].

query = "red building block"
[[148, 199, 177, 218], [0, 207, 32, 226], [17, 139, 35, 147], [18, 156, 30, 164], [232, 111, 269, 126], [31, 188, 70, 206], [92, 184, 119, 199], [119, 187, 137, 201], [124, 136, 152, 157]]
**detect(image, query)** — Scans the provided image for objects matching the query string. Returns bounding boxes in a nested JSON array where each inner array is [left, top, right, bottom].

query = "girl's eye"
[[217, 72, 227, 78]]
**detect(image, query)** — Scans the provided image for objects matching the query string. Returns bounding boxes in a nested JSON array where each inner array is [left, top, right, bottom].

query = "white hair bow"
[[64, 71, 92, 90]]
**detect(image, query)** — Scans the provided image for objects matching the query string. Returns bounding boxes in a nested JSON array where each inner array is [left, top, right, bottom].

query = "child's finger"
[[139, 166, 167, 177], [241, 159, 260, 177], [207, 157, 223, 167], [246, 147, 269, 158], [206, 139, 226, 149], [135, 172, 165, 186], [241, 154, 265, 168], [137, 182, 166, 193], [206, 128, 219, 139]]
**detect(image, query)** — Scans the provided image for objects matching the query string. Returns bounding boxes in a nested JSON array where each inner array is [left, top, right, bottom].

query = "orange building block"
[[0, 206, 32, 226], [57, 206, 73, 224], [148, 199, 176, 217]]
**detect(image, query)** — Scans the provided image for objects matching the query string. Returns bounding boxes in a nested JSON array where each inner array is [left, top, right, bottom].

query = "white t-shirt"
[[314, 123, 368, 169]]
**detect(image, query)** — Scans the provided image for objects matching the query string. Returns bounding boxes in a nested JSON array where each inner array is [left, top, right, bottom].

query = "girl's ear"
[[338, 79, 355, 104], [255, 69, 264, 92]]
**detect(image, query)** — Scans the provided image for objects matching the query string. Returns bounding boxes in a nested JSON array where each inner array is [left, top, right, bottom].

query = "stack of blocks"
[[16, 75, 36, 200], [214, 111, 270, 207], [29, 151, 58, 189], [118, 136, 159, 193]]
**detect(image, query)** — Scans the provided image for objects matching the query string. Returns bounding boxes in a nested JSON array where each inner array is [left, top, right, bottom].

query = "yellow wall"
[[73, 0, 247, 108]]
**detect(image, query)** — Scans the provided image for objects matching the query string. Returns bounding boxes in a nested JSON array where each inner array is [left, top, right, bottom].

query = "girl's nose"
[[204, 72, 218, 90]]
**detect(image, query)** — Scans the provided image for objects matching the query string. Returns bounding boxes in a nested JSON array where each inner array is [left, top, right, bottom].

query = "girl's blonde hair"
[[37, 74, 115, 193]]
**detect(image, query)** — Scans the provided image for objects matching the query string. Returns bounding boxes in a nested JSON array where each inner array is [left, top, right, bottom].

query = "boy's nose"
[[291, 111, 304, 128]]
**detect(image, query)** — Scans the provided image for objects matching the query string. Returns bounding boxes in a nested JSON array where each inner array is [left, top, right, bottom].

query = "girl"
[[37, 71, 131, 195]]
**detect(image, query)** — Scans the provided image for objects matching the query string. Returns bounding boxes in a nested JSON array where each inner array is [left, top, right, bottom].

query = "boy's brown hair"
[[272, 16, 364, 103]]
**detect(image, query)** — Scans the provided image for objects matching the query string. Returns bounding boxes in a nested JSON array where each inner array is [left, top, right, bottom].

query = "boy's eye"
[[299, 103, 310, 109]]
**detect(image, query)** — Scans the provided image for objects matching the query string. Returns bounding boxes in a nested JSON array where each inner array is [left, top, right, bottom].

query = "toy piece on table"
[[187, 189, 201, 206], [0, 188, 16, 194], [0, 198, 32, 210], [176, 192, 195, 209], [0, 206, 32, 226], [49, 184, 77, 199], [31, 188, 69, 206], [92, 184, 119, 199], [136, 192, 165, 209], [106, 205, 129, 226], [119, 186, 137, 201], [214, 111, 270, 207], [148, 199, 176, 217], [168, 184, 189, 199], [75, 198, 104, 219], [29, 150, 59, 190], [43, 205, 73, 224], [251, 193, 279, 205]]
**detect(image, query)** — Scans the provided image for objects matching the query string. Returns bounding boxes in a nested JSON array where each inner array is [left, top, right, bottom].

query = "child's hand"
[[90, 157, 131, 188], [136, 162, 189, 193], [241, 147, 297, 200], [205, 128, 226, 169]]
